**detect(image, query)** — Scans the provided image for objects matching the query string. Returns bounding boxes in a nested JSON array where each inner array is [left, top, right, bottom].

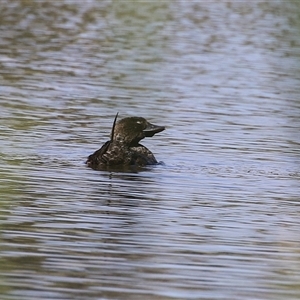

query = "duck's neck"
[[113, 136, 142, 147]]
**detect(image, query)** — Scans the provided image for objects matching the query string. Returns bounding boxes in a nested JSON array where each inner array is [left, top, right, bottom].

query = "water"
[[1, 1, 300, 299]]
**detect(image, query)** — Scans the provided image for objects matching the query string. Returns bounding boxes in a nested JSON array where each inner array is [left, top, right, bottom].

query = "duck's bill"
[[143, 122, 165, 137]]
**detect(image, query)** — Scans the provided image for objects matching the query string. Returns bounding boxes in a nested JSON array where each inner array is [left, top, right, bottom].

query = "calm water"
[[1, 1, 300, 299]]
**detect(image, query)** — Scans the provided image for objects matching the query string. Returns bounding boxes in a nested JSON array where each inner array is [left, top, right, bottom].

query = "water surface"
[[1, 1, 300, 299]]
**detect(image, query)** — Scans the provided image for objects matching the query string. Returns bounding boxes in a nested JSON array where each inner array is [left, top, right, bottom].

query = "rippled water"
[[1, 1, 300, 299]]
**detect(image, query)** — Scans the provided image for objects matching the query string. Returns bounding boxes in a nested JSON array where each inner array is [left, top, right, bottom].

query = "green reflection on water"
[[0, 167, 28, 297]]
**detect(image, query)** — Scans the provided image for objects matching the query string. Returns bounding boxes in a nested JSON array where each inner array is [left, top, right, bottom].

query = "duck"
[[86, 113, 165, 170]]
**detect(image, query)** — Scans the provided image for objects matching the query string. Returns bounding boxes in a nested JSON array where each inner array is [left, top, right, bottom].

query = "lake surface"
[[1, 1, 300, 299]]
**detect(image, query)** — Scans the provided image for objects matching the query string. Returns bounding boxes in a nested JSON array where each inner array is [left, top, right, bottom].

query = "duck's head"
[[112, 116, 165, 145]]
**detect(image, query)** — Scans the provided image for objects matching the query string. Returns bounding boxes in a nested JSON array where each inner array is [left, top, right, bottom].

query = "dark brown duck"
[[86, 113, 165, 170]]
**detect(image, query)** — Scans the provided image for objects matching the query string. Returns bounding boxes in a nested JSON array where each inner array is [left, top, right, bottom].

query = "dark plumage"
[[86, 113, 165, 170]]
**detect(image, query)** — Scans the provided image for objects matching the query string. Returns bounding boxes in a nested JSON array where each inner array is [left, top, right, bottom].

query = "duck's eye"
[[136, 121, 142, 124]]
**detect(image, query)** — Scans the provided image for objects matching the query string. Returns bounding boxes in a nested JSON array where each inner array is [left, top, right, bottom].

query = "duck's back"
[[86, 141, 157, 170]]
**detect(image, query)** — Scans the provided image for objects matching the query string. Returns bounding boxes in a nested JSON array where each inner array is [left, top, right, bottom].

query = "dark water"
[[1, 1, 300, 299]]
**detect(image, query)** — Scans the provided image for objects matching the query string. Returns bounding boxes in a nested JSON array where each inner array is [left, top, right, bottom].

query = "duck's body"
[[86, 114, 165, 170]]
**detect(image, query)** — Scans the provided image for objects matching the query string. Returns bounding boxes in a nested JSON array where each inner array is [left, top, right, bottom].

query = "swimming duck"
[[86, 113, 165, 170]]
